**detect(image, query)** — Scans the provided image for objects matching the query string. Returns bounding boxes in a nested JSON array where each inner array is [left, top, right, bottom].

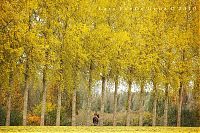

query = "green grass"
[[0, 126, 199, 133]]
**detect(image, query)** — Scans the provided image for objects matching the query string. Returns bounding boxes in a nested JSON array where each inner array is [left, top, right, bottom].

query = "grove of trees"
[[0, 0, 199, 127]]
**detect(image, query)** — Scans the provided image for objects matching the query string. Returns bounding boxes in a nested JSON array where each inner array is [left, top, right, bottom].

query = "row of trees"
[[0, 0, 199, 126]]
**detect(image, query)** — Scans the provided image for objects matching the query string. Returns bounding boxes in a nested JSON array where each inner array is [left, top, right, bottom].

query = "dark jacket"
[[93, 116, 99, 126]]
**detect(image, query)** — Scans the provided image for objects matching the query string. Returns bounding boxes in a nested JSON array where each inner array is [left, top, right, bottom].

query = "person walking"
[[93, 113, 99, 126]]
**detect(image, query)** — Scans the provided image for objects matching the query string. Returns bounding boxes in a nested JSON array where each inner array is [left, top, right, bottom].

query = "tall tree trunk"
[[177, 81, 183, 127], [22, 10, 32, 125], [40, 33, 49, 125], [56, 39, 64, 126], [164, 83, 169, 126], [72, 86, 76, 126], [113, 75, 118, 126], [86, 62, 92, 126], [177, 50, 185, 127], [6, 72, 13, 126], [100, 76, 106, 126], [126, 80, 132, 126], [139, 82, 144, 126], [23, 61, 29, 126], [56, 86, 62, 126], [6, 94, 11, 126], [40, 68, 47, 126], [152, 82, 157, 126]]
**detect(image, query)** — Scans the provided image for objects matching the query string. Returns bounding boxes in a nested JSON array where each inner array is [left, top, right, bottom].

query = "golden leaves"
[[0, 0, 198, 98]]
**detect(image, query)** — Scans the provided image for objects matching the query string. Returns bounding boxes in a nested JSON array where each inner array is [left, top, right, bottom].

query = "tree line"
[[0, 0, 199, 126]]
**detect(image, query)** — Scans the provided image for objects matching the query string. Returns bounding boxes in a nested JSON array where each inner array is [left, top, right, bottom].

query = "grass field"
[[0, 126, 199, 133]]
